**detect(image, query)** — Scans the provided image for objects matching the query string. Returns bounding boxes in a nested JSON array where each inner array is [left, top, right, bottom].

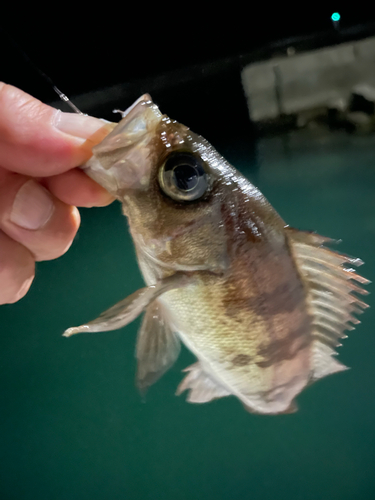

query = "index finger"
[[0, 83, 114, 176]]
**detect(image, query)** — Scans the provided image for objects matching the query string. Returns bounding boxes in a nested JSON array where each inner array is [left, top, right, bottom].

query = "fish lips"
[[82, 95, 163, 195]]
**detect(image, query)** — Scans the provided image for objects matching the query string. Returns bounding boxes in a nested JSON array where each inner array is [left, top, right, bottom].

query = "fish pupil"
[[159, 152, 209, 201], [173, 164, 198, 191]]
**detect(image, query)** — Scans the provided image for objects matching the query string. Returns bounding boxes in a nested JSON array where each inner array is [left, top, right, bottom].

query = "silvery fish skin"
[[64, 95, 369, 415]]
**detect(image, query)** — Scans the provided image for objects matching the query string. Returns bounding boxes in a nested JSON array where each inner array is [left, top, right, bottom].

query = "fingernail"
[[53, 110, 113, 140], [10, 180, 54, 230]]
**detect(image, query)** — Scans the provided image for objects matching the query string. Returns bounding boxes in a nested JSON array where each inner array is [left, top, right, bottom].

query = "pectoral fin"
[[136, 301, 180, 393], [63, 272, 191, 337]]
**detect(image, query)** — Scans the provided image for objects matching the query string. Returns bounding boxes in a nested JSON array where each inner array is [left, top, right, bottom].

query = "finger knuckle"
[[0, 247, 35, 304]]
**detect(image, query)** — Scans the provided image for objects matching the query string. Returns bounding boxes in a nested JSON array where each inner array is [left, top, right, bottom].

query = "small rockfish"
[[64, 95, 369, 415]]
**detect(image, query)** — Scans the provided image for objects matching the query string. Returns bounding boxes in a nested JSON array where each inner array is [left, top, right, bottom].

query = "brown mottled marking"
[[222, 277, 304, 319], [256, 319, 311, 368], [252, 281, 306, 317], [232, 354, 252, 366]]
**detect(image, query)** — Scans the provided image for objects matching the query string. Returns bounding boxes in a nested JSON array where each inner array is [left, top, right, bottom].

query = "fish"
[[63, 94, 369, 415]]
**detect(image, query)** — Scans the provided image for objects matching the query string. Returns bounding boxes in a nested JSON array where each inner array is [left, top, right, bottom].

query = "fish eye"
[[158, 152, 209, 201]]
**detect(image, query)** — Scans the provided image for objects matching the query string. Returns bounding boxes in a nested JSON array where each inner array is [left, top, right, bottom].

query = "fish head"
[[83, 95, 233, 275]]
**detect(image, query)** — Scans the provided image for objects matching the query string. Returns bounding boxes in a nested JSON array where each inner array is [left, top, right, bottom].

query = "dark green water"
[[0, 126, 374, 499]]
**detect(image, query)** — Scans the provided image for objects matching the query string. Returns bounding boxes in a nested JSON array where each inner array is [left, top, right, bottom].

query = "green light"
[[331, 12, 340, 22]]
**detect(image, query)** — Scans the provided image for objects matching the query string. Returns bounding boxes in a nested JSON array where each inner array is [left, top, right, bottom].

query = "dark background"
[[3, 6, 375, 158], [3, 7, 375, 101]]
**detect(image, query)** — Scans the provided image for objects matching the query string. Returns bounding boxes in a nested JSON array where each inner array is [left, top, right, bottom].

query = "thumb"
[[0, 83, 114, 176]]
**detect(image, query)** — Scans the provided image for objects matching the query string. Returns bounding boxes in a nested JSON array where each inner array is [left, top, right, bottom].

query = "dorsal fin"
[[286, 228, 370, 379]]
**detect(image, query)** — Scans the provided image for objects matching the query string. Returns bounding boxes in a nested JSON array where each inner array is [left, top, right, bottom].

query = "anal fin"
[[280, 401, 299, 414], [310, 341, 348, 381], [176, 362, 230, 403], [243, 400, 299, 415]]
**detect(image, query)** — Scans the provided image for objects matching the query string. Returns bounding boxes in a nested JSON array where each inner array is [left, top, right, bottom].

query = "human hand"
[[0, 83, 115, 304]]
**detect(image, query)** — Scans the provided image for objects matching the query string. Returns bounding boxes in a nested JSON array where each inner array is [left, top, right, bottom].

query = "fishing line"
[[1, 26, 83, 114]]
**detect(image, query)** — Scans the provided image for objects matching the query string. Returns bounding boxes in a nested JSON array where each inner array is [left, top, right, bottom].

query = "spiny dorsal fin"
[[286, 228, 370, 378]]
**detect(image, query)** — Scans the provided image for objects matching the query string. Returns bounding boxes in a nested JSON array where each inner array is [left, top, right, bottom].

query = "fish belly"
[[160, 275, 312, 414]]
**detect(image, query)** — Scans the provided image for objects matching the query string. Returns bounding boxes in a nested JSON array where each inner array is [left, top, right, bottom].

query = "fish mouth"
[[81, 95, 163, 196], [112, 94, 154, 126]]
